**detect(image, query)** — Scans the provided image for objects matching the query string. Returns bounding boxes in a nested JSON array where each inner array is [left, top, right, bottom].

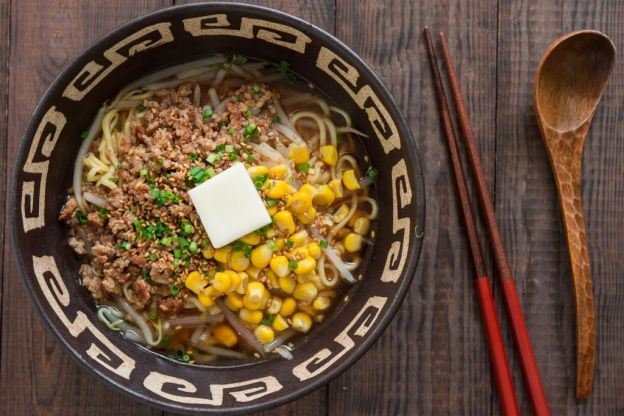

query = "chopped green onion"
[[320, 240, 329, 249], [182, 222, 193, 235], [98, 208, 109, 219], [118, 241, 132, 250], [288, 259, 299, 271], [147, 309, 158, 320], [80, 130, 89, 140], [267, 240, 278, 251], [189, 241, 198, 253], [225, 144, 235, 153], [206, 153, 219, 164], [229, 151, 239, 161], [136, 104, 146, 112], [160, 337, 171, 348], [160, 236, 171, 246], [170, 285, 180, 296], [75, 210, 88, 225], [272, 115, 281, 124], [285, 240, 294, 248], [173, 248, 182, 259], [244, 110, 253, 118], [252, 84, 261, 94], [261, 315, 275, 325], [227, 128, 236, 136], [202, 106, 213, 119], [188, 153, 198, 161], [108, 177, 118, 184], [255, 224, 270, 236], [297, 162, 311, 173], [266, 199, 278, 207], [139, 169, 148, 177], [245, 122, 257, 135], [148, 253, 157, 262], [366, 166, 380, 181]]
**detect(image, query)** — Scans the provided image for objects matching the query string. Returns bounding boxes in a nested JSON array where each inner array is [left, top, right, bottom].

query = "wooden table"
[[1, 1, 623, 414]]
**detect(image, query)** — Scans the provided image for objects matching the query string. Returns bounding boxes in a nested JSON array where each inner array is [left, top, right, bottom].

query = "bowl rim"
[[10, 2, 426, 414]]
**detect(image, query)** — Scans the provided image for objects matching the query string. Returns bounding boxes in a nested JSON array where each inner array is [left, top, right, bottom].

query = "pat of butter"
[[188, 163, 271, 249]]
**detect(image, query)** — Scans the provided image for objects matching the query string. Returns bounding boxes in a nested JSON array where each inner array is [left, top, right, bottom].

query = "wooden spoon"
[[534, 30, 615, 398]]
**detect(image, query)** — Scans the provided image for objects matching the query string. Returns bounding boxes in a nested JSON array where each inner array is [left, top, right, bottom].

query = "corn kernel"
[[198, 292, 215, 307], [312, 185, 335, 206], [201, 246, 214, 259], [342, 169, 361, 190], [267, 205, 279, 216], [275, 238, 286, 250], [229, 250, 250, 272], [288, 142, 310, 164], [289, 230, 309, 247], [297, 303, 318, 317], [353, 217, 371, 235], [270, 255, 290, 278], [344, 233, 363, 253], [307, 242, 322, 259], [236, 272, 249, 295], [246, 266, 261, 279], [225, 292, 244, 310], [251, 244, 272, 269], [278, 275, 297, 294], [291, 312, 313, 333], [247, 165, 268, 179], [212, 272, 232, 293], [319, 145, 338, 165], [332, 205, 350, 223], [296, 206, 317, 225], [185, 271, 207, 294], [240, 232, 261, 246], [272, 314, 290, 331], [213, 324, 238, 347], [204, 285, 221, 298], [267, 296, 283, 315], [254, 325, 276, 344], [295, 256, 317, 276], [266, 180, 293, 199], [280, 297, 297, 316], [293, 281, 318, 302], [239, 308, 263, 325], [328, 178, 343, 198], [274, 210, 296, 235], [228, 270, 242, 292], [313, 296, 331, 311], [291, 191, 312, 214], [268, 164, 289, 179], [299, 184, 317, 197], [213, 246, 231, 264], [244, 281, 267, 311], [289, 247, 309, 259], [265, 270, 279, 289]]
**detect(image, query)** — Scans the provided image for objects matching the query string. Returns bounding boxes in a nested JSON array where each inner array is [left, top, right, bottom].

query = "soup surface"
[[59, 55, 378, 363]]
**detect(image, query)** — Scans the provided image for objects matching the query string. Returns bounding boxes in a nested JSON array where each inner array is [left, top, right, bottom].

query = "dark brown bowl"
[[10, 3, 425, 414]]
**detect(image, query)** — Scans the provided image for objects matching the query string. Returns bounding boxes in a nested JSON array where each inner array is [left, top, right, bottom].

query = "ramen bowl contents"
[[58, 55, 380, 362]]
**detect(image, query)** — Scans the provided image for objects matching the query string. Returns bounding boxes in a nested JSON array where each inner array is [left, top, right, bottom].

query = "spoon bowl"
[[533, 30, 615, 399]]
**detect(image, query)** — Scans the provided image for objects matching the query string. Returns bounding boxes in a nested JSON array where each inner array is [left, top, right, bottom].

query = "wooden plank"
[[329, 1, 498, 415], [0, 0, 8, 331], [161, 2, 334, 415], [496, 0, 624, 414], [0, 2, 170, 415]]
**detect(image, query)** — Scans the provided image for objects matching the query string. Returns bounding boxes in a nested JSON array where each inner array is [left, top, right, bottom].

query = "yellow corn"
[[229, 250, 250, 272], [307, 242, 322, 259], [312, 185, 335, 206], [225, 292, 244, 311], [243, 281, 267, 310], [268, 164, 288, 179], [291, 312, 313, 333], [278, 275, 296, 294], [344, 233, 363, 253], [265, 227, 277, 239], [267, 205, 279, 216], [293, 281, 318, 302], [299, 183, 317, 197], [280, 297, 297, 316], [272, 314, 290, 331], [203, 285, 221, 298], [201, 246, 214, 259], [246, 266, 261, 279], [274, 210, 296, 235], [213, 324, 238, 347], [239, 308, 263, 325], [296, 206, 317, 225], [291, 191, 312, 214], [270, 255, 290, 278], [319, 145, 338, 165], [283, 193, 293, 208], [313, 296, 331, 311], [198, 292, 215, 308], [353, 217, 371, 235], [288, 142, 310, 164], [295, 256, 316, 276], [290, 247, 309, 259], [229, 270, 243, 292], [236, 272, 249, 295], [265, 270, 279, 289], [185, 271, 207, 294], [212, 272, 232, 293], [342, 169, 361, 190], [289, 230, 309, 247], [332, 204, 350, 223], [266, 180, 293, 199], [328, 179, 344, 198], [251, 244, 272, 269], [213, 246, 231, 264], [254, 325, 275, 344], [240, 233, 261, 246], [275, 238, 286, 250], [266, 296, 283, 315], [247, 165, 268, 180]]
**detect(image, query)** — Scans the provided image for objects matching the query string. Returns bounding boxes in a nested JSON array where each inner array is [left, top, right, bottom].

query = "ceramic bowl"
[[11, 3, 425, 414]]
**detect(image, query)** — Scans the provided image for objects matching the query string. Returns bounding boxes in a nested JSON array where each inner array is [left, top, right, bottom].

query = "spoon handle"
[[545, 128, 596, 398]]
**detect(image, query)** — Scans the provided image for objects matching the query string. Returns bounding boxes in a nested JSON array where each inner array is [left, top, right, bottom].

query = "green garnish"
[[202, 106, 213, 119], [147, 309, 158, 320], [160, 337, 171, 348], [297, 162, 311, 173], [229, 151, 239, 161], [188, 153, 198, 161], [108, 177, 118, 184], [261, 315, 275, 325], [267, 240, 278, 251], [266, 199, 278, 207], [74, 210, 88, 225], [139, 168, 148, 177], [136, 104, 146, 112], [245, 122, 257, 135], [170, 285, 180, 296], [181, 221, 193, 236], [255, 224, 270, 236], [160, 236, 172, 246], [366, 166, 380, 181], [271, 115, 281, 124], [225, 144, 235, 153], [320, 240, 329, 249], [98, 208, 109, 219], [189, 241, 198, 253], [285, 240, 294, 248], [254, 173, 269, 190], [244, 110, 253, 118], [80, 130, 89, 140], [288, 259, 299, 271], [206, 153, 219, 164], [227, 129, 236, 136], [118, 241, 132, 250], [148, 253, 157, 262], [252, 83, 261, 94]]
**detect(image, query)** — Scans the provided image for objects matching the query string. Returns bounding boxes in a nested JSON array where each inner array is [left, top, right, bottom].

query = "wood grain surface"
[[1, 0, 623, 415]]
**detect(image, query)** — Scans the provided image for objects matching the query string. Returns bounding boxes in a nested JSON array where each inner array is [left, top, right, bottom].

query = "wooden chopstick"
[[424, 27, 520, 416], [438, 33, 550, 416]]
